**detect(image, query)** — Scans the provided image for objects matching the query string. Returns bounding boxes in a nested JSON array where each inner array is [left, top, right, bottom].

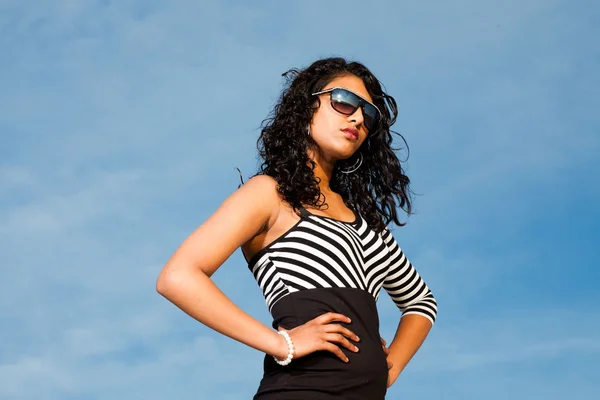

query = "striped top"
[[246, 206, 437, 325]]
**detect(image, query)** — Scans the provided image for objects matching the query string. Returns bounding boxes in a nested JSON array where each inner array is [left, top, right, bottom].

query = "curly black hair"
[[255, 57, 413, 232]]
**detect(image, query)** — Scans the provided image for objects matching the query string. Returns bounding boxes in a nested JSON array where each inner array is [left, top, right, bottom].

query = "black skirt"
[[253, 288, 388, 399]]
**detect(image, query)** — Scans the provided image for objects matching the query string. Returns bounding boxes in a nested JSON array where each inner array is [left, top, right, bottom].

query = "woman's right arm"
[[156, 175, 290, 359], [156, 175, 359, 362]]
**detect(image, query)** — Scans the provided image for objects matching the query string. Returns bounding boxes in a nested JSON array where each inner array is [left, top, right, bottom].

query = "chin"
[[315, 141, 358, 162], [334, 144, 359, 159]]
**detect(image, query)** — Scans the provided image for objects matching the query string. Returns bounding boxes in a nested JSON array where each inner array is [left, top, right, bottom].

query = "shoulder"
[[237, 175, 287, 251], [244, 174, 279, 188], [240, 174, 280, 200], [379, 225, 398, 247], [237, 174, 281, 222]]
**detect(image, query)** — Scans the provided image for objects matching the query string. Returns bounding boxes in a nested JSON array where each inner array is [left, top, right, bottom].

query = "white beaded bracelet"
[[273, 330, 295, 366]]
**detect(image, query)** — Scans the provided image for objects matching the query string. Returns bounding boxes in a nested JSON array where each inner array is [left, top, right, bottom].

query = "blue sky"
[[1, 1, 598, 399]]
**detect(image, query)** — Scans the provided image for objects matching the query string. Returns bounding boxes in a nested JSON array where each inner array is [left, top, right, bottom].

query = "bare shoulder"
[[241, 174, 279, 195], [159, 174, 282, 278], [235, 174, 281, 230], [241, 176, 303, 262], [239, 174, 280, 210]]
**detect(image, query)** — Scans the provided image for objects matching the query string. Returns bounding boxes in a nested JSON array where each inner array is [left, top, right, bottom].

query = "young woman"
[[156, 57, 437, 399]]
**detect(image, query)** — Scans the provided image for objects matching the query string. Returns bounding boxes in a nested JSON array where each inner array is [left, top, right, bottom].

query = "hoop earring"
[[340, 153, 363, 174], [307, 126, 311, 136]]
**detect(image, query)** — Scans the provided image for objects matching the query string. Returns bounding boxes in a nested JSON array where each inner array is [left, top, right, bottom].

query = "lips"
[[342, 128, 359, 140]]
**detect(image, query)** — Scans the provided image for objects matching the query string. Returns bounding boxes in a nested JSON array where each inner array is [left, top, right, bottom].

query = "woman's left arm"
[[379, 228, 438, 387], [386, 314, 432, 387]]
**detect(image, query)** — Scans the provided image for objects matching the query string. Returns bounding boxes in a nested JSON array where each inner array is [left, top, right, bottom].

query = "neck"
[[308, 148, 335, 194]]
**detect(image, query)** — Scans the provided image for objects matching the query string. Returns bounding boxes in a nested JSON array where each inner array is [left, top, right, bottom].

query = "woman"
[[156, 57, 437, 399]]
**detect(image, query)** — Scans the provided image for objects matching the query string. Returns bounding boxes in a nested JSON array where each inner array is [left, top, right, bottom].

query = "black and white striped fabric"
[[246, 207, 437, 325]]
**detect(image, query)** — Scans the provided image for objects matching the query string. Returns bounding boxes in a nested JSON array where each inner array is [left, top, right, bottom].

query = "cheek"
[[313, 108, 343, 131], [311, 110, 331, 132]]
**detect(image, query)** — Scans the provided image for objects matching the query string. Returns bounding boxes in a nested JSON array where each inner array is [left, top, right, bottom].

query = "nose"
[[347, 106, 365, 126]]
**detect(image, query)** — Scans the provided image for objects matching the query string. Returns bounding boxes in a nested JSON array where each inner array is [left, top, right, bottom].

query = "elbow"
[[156, 266, 181, 297], [403, 292, 438, 325], [155, 276, 168, 296], [156, 274, 170, 296], [156, 265, 206, 297]]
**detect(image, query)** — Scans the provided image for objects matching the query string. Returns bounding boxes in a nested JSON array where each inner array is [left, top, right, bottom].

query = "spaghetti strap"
[[298, 205, 312, 218]]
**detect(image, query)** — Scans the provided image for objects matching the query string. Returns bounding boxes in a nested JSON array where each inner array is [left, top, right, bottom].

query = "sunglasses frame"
[[311, 86, 381, 130]]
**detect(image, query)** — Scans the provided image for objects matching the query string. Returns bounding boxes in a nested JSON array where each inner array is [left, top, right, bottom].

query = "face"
[[308, 74, 374, 163]]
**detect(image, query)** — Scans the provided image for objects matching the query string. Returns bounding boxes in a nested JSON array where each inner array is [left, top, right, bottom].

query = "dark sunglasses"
[[312, 87, 381, 131]]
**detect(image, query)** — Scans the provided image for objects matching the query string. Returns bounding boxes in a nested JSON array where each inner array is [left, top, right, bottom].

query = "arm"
[[156, 175, 360, 363], [156, 175, 289, 360], [380, 228, 438, 387], [386, 314, 432, 387]]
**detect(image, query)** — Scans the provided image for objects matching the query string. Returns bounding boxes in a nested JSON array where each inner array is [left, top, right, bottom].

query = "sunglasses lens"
[[331, 89, 359, 115], [329, 88, 379, 131], [362, 104, 378, 130]]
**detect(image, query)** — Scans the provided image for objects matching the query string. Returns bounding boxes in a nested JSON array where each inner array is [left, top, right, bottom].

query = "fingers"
[[323, 342, 350, 362], [380, 337, 389, 356], [292, 312, 370, 363], [315, 312, 351, 325], [324, 324, 360, 342], [325, 333, 359, 353]]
